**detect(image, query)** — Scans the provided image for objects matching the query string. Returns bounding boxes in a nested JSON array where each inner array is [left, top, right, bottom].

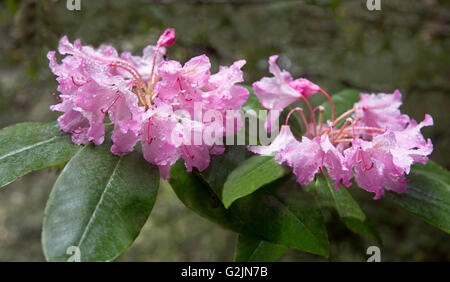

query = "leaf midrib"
[[323, 175, 365, 221], [76, 157, 123, 249], [247, 240, 264, 261], [0, 136, 60, 161], [224, 157, 285, 206]]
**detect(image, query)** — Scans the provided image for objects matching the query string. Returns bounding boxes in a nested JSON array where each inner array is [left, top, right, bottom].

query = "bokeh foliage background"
[[0, 0, 449, 261]]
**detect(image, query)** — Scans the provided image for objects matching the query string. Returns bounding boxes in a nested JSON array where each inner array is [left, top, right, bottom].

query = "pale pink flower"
[[249, 125, 353, 188], [353, 90, 410, 131], [49, 29, 250, 179], [249, 61, 434, 199], [252, 55, 320, 131]]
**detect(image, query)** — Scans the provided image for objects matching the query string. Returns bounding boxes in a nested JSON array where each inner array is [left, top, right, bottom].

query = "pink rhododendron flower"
[[252, 55, 321, 131], [48, 28, 248, 178], [249, 56, 434, 199], [249, 124, 353, 189], [353, 90, 410, 131]]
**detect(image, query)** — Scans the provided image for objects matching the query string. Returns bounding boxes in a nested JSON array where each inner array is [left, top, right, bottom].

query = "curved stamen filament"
[[342, 126, 386, 133], [285, 107, 311, 137], [101, 95, 120, 114], [71, 76, 88, 87], [317, 106, 325, 135], [350, 116, 360, 140], [319, 88, 335, 122], [333, 106, 364, 126], [334, 132, 378, 139], [334, 138, 354, 143], [117, 60, 144, 81], [300, 96, 317, 136], [358, 147, 374, 171], [131, 82, 148, 108], [333, 118, 352, 141], [109, 63, 143, 86], [149, 44, 163, 87]]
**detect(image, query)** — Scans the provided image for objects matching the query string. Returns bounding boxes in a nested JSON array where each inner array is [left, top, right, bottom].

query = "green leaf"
[[311, 174, 366, 221], [222, 155, 289, 208], [234, 234, 288, 262], [341, 217, 381, 243], [0, 122, 80, 188], [200, 146, 252, 200], [231, 176, 329, 256], [242, 86, 265, 119], [42, 142, 159, 262], [170, 164, 329, 257], [307, 174, 382, 243], [387, 161, 450, 233], [168, 160, 248, 233]]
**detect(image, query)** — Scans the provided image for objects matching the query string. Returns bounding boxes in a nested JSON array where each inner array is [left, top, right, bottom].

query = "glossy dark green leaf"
[[310, 174, 366, 221], [387, 161, 450, 233], [200, 146, 252, 200], [234, 234, 288, 262], [170, 164, 329, 257], [341, 217, 381, 243], [306, 174, 381, 243], [0, 122, 79, 188], [169, 160, 248, 233], [231, 176, 329, 256], [222, 155, 289, 208], [42, 141, 159, 262]]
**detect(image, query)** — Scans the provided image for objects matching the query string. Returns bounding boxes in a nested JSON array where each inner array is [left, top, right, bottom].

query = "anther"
[[52, 93, 62, 102]]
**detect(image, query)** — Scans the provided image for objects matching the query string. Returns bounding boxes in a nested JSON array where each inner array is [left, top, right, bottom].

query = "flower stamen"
[[285, 107, 311, 137], [52, 93, 62, 102], [71, 76, 88, 87], [300, 96, 317, 136], [358, 147, 374, 171], [101, 94, 120, 114], [319, 88, 335, 122]]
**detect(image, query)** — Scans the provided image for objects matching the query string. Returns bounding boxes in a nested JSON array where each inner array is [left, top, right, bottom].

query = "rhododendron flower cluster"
[[249, 55, 433, 199], [48, 28, 249, 178]]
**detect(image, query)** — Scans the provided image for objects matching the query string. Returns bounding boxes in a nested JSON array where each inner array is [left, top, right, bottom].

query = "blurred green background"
[[0, 0, 449, 261]]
